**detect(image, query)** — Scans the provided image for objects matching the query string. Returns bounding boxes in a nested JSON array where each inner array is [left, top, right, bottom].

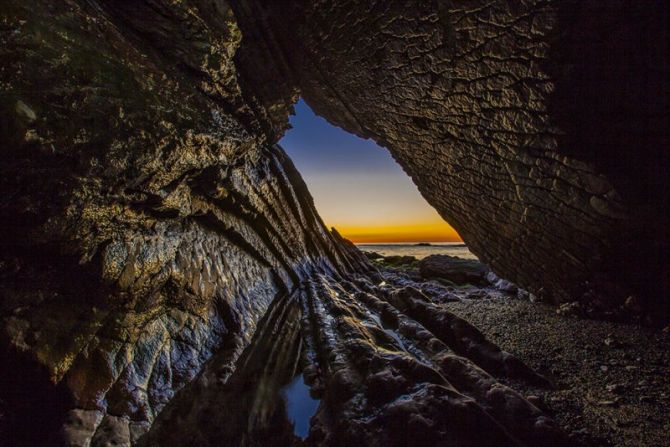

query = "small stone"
[[589, 195, 627, 219], [597, 399, 619, 407], [486, 272, 518, 293], [466, 289, 488, 299], [605, 384, 624, 394], [24, 129, 42, 144], [600, 365, 609, 372], [570, 428, 589, 437], [603, 336, 617, 347], [526, 395, 543, 408], [624, 295, 642, 313], [556, 301, 581, 316], [15, 99, 37, 121]]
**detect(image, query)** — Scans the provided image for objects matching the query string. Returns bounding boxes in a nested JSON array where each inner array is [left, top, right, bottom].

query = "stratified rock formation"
[[144, 276, 566, 447], [0, 1, 366, 444], [238, 0, 669, 317], [0, 0, 667, 446]]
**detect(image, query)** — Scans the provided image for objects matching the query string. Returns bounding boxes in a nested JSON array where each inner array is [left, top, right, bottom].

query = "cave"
[[1, 1, 669, 446]]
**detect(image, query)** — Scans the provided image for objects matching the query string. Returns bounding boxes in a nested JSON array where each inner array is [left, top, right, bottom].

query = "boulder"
[[363, 251, 384, 260], [487, 272, 519, 294], [384, 255, 417, 266], [419, 255, 489, 285]]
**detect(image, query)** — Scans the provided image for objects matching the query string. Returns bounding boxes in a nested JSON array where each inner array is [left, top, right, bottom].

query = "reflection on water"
[[282, 374, 320, 439], [144, 293, 320, 446]]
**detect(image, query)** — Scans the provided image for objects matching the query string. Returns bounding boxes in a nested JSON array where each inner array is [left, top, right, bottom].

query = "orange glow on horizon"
[[282, 99, 466, 246], [333, 222, 463, 244]]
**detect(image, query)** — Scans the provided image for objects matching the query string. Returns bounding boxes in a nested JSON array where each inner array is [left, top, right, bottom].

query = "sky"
[[279, 99, 462, 243]]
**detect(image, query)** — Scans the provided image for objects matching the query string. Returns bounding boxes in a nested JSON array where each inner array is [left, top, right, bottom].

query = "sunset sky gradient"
[[280, 100, 462, 243]]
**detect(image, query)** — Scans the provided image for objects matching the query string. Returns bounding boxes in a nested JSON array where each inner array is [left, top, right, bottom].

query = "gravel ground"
[[443, 296, 670, 447]]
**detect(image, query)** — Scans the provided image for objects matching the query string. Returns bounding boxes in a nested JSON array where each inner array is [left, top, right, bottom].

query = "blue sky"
[[278, 99, 460, 242]]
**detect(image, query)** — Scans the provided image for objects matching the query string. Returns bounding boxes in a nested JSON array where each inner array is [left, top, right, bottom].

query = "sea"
[[355, 242, 477, 260]]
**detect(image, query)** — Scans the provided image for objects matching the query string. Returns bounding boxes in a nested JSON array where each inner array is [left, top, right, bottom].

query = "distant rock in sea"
[[414, 242, 432, 246]]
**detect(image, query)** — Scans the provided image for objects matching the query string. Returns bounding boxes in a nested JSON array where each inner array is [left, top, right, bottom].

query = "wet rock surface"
[[0, 1, 366, 444], [0, 0, 668, 446], [143, 274, 569, 447], [377, 265, 670, 447], [143, 292, 306, 446]]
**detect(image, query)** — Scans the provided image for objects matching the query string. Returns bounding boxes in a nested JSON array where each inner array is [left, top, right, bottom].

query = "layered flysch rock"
[[0, 0, 667, 446], [239, 0, 669, 318], [0, 1, 367, 444], [143, 274, 567, 447]]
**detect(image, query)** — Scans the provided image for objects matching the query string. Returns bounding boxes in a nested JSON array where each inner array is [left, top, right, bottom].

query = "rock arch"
[[1, 0, 668, 445], [234, 0, 670, 316]]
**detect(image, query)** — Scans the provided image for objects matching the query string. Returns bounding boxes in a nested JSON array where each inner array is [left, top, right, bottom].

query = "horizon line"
[[353, 241, 466, 245]]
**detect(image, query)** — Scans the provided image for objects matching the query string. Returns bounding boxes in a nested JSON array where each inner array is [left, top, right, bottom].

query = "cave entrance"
[[279, 99, 477, 261]]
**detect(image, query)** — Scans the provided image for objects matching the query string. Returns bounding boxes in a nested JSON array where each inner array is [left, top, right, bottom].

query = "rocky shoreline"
[[1, 1, 667, 444], [365, 251, 670, 447]]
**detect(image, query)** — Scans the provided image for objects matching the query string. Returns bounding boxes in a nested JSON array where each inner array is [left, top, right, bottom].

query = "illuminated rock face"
[[0, 1, 368, 444], [236, 0, 669, 316], [0, 0, 667, 445]]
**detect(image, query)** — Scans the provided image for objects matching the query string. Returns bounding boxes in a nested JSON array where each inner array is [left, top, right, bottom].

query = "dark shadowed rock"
[[0, 2, 366, 444], [383, 255, 417, 266], [0, 0, 667, 445], [419, 255, 489, 286], [487, 272, 520, 294], [237, 0, 670, 320], [362, 251, 383, 260]]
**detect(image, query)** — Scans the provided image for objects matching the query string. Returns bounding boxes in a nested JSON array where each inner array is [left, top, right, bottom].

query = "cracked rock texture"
[[0, 1, 367, 444], [143, 274, 568, 447], [239, 0, 669, 318], [0, 0, 668, 446]]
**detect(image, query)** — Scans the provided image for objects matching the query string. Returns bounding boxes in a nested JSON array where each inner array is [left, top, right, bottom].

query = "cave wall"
[[238, 0, 670, 318], [0, 1, 368, 444], [1, 0, 668, 444]]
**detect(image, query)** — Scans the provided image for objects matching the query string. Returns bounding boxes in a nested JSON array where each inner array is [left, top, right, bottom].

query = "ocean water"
[[355, 242, 477, 260]]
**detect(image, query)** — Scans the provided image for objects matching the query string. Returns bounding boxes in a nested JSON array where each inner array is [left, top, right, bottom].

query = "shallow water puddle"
[[145, 292, 322, 445], [282, 373, 320, 438]]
